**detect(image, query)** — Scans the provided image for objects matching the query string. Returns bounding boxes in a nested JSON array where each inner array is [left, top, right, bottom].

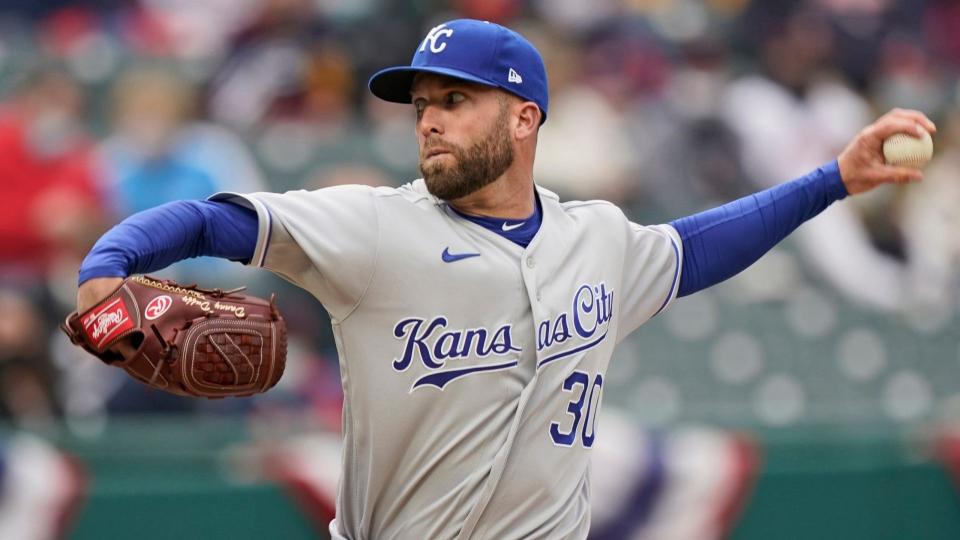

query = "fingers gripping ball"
[[883, 129, 933, 168], [61, 275, 287, 398]]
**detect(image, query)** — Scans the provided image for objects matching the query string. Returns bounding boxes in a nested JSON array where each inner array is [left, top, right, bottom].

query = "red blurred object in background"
[[0, 69, 106, 277]]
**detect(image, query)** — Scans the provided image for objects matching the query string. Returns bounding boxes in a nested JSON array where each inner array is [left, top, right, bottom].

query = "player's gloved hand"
[[838, 108, 937, 195], [64, 275, 287, 398]]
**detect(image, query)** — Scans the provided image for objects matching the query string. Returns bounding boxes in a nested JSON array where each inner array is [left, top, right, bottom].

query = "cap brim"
[[368, 66, 497, 104]]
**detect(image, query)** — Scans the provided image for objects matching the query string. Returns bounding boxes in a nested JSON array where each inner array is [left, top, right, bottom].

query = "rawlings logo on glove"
[[62, 275, 287, 399], [82, 298, 134, 347]]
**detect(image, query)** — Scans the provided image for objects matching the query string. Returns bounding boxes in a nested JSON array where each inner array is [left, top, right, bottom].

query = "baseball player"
[[75, 19, 935, 540]]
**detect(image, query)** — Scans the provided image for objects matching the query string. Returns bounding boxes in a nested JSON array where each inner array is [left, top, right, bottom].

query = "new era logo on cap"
[[368, 19, 549, 123]]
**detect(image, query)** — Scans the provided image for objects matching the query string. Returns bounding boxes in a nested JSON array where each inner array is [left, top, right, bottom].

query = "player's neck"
[[447, 171, 535, 219]]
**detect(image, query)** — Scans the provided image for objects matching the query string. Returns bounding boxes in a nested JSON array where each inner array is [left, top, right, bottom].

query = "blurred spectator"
[[0, 290, 59, 427], [626, 33, 748, 220], [899, 101, 960, 311], [0, 433, 85, 540], [533, 21, 640, 203], [926, 0, 960, 69], [0, 1, 131, 21], [721, 3, 910, 311], [206, 0, 353, 132], [455, 0, 523, 23], [137, 0, 262, 59], [535, 80, 637, 202], [99, 65, 265, 216], [532, 0, 623, 35], [872, 32, 946, 116], [0, 67, 107, 284]]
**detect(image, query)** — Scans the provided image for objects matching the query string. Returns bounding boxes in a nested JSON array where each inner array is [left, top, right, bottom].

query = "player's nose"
[[417, 105, 445, 138]]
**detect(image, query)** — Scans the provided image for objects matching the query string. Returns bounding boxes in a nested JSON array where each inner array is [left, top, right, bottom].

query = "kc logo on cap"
[[420, 23, 455, 54]]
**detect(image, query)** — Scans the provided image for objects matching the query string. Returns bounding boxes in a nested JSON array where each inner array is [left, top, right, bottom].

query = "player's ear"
[[514, 101, 540, 140]]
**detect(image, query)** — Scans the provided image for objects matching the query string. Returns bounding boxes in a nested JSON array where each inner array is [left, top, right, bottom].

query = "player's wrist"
[[821, 159, 848, 199], [76, 276, 125, 314]]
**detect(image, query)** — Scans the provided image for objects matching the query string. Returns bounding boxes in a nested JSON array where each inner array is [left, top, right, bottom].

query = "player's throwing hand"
[[838, 108, 937, 195]]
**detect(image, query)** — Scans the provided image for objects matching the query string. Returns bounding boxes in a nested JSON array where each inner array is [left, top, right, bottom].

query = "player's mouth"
[[424, 148, 450, 160]]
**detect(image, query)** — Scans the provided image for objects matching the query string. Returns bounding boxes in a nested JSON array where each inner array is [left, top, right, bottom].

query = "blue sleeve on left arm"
[[670, 160, 848, 297], [78, 200, 259, 285]]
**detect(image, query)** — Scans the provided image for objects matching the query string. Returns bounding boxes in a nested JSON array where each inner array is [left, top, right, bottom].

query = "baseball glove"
[[61, 275, 287, 398]]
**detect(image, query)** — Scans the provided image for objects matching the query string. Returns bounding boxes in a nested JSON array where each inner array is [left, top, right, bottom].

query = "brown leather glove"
[[62, 275, 287, 398]]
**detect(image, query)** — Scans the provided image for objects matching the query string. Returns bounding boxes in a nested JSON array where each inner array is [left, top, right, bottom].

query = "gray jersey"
[[213, 179, 682, 539]]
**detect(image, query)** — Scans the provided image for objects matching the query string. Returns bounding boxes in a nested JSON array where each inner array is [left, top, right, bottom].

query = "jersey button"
[[536, 290, 542, 301], [526, 257, 536, 269]]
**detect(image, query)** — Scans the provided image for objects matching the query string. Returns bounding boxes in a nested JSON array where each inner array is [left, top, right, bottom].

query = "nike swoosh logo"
[[501, 221, 525, 232], [442, 247, 481, 263]]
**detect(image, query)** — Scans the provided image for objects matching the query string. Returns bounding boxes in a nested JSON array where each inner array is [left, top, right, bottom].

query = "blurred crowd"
[[0, 0, 958, 431]]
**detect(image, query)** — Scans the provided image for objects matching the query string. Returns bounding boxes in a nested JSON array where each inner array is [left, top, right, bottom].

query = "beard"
[[419, 107, 514, 201]]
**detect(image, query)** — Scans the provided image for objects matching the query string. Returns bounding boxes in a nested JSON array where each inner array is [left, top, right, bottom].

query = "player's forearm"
[[78, 200, 258, 285], [671, 160, 847, 297]]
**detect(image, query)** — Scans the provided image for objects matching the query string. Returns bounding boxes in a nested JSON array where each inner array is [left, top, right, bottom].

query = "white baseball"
[[883, 129, 933, 168]]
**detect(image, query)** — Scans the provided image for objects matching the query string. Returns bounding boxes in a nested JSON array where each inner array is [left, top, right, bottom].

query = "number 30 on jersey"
[[550, 370, 604, 447]]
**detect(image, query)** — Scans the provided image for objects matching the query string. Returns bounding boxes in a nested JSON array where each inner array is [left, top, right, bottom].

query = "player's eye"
[[413, 99, 426, 118], [447, 91, 465, 105]]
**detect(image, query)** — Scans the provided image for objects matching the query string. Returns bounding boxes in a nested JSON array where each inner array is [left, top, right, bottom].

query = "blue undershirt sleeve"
[[670, 160, 848, 297], [78, 200, 259, 286]]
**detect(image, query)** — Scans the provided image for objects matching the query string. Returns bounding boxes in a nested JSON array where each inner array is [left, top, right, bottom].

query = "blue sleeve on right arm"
[[670, 161, 848, 297], [78, 200, 259, 285]]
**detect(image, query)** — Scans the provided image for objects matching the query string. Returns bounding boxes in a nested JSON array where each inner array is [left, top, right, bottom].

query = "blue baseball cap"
[[369, 19, 549, 123]]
